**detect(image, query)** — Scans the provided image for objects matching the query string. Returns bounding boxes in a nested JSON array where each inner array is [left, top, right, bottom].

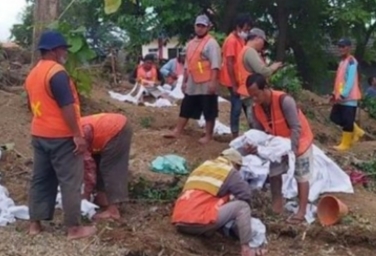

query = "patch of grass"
[[139, 116, 154, 128], [129, 177, 182, 201]]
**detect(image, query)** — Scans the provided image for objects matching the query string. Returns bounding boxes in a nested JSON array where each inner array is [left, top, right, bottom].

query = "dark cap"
[[38, 30, 70, 50], [337, 38, 352, 47]]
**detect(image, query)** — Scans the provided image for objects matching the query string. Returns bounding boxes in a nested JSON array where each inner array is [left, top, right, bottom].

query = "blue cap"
[[37, 30, 70, 50], [337, 38, 352, 47]]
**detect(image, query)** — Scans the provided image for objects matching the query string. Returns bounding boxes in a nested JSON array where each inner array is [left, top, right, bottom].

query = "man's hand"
[[243, 143, 258, 155], [231, 84, 239, 96], [208, 82, 216, 94], [270, 62, 283, 72], [170, 73, 178, 79], [73, 136, 87, 155], [182, 82, 187, 93]]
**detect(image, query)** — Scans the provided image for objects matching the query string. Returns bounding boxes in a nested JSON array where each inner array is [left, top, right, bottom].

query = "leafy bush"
[[269, 64, 303, 98], [48, 21, 97, 96], [361, 96, 376, 119]]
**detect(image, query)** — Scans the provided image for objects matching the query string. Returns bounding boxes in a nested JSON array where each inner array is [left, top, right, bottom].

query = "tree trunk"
[[275, 0, 288, 61], [218, 0, 241, 34], [31, 0, 60, 65]]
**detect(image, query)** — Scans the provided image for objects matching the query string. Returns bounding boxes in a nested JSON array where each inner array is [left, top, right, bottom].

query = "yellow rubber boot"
[[333, 132, 353, 151], [352, 123, 365, 143]]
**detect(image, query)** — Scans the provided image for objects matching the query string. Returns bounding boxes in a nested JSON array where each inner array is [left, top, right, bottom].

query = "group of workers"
[[22, 10, 364, 256]]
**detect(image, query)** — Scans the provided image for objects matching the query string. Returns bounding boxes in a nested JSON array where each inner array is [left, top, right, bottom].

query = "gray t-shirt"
[[243, 47, 273, 78], [184, 37, 221, 95], [252, 94, 301, 154]]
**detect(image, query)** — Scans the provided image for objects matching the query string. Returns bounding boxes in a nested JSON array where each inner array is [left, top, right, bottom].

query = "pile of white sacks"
[[109, 75, 231, 135]]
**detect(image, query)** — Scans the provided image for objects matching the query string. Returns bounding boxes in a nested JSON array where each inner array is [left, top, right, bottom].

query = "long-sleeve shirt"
[[243, 47, 274, 78], [160, 58, 178, 77], [338, 58, 358, 107], [82, 124, 97, 199], [252, 95, 301, 154]]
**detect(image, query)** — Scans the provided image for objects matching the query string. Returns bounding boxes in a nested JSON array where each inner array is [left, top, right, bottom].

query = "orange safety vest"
[[186, 35, 212, 84], [136, 65, 157, 85], [80, 113, 127, 153], [166, 58, 184, 85], [236, 46, 253, 96], [25, 60, 81, 138], [171, 156, 232, 225], [253, 90, 314, 156], [172, 190, 229, 225], [219, 33, 244, 87], [333, 55, 361, 101]]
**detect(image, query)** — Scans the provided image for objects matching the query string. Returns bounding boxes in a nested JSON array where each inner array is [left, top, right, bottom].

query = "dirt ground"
[[1, 80, 376, 255]]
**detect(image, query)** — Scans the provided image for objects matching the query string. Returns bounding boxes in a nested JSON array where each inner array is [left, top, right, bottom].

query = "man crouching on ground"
[[172, 148, 266, 256], [25, 30, 96, 240], [81, 113, 132, 220]]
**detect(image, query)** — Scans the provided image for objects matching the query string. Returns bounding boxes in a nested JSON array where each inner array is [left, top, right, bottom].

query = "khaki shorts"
[[269, 145, 313, 183]]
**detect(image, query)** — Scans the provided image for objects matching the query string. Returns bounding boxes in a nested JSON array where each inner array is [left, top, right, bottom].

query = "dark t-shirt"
[[50, 71, 74, 107]]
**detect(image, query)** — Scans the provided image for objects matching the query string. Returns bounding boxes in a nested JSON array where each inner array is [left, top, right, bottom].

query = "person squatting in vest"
[[236, 28, 283, 127], [163, 14, 221, 144], [25, 30, 96, 239], [81, 113, 132, 221], [172, 148, 266, 256], [129, 53, 165, 99], [242, 73, 314, 225], [160, 48, 186, 87], [329, 38, 364, 151], [219, 13, 254, 139]]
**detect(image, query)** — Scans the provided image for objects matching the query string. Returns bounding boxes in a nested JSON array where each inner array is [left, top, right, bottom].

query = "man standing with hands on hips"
[[164, 14, 221, 144], [25, 30, 96, 240]]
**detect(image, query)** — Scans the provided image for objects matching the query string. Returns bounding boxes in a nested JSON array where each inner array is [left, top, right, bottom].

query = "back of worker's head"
[[368, 76, 376, 86], [233, 14, 253, 39], [246, 73, 269, 104]]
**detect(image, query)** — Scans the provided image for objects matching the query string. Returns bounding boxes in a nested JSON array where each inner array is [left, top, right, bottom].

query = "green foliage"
[[9, 5, 33, 47], [129, 177, 182, 201], [361, 96, 376, 118], [210, 31, 226, 46], [48, 21, 97, 95], [269, 65, 303, 98]]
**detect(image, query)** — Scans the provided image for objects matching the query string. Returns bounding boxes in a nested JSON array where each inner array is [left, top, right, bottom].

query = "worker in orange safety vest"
[[329, 38, 364, 151], [25, 30, 96, 240], [81, 113, 132, 221], [163, 14, 221, 144]]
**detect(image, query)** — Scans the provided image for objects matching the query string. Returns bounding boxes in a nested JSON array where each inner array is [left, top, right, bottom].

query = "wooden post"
[[31, 0, 60, 65]]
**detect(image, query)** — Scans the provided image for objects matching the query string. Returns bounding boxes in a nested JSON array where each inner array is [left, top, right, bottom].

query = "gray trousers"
[[28, 136, 83, 227], [93, 123, 132, 204], [175, 200, 252, 245]]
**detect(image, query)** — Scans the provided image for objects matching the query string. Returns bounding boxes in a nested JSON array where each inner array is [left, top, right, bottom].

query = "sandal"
[[286, 214, 305, 225]]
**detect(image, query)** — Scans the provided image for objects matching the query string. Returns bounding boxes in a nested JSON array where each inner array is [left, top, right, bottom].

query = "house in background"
[[141, 36, 186, 60]]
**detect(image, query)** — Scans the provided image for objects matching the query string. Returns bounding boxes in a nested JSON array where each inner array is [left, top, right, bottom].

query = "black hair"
[[368, 76, 375, 86], [246, 73, 267, 90], [233, 13, 253, 30], [144, 53, 155, 62], [245, 34, 258, 42]]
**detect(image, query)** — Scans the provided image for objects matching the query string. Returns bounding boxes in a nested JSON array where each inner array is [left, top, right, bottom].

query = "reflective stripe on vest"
[[253, 90, 314, 156], [183, 157, 232, 196], [25, 60, 81, 138], [80, 113, 127, 153], [186, 35, 212, 84], [333, 55, 361, 101]]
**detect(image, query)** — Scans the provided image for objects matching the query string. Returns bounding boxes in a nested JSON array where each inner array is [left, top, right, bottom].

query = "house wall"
[[141, 37, 186, 60]]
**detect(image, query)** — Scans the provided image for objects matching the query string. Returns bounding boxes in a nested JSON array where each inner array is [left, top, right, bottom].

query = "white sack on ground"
[[230, 129, 353, 223]]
